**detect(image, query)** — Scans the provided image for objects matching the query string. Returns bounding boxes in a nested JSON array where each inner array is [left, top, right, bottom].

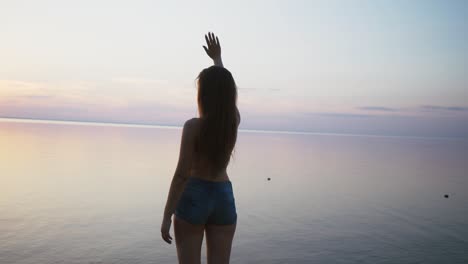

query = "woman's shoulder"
[[236, 107, 241, 125], [185, 117, 201, 126], [183, 118, 202, 134]]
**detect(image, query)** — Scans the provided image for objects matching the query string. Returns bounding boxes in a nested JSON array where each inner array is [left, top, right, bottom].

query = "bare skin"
[[189, 117, 239, 182], [161, 32, 239, 264]]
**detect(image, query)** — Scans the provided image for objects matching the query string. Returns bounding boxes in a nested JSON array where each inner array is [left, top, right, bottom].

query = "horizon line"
[[0, 116, 466, 142]]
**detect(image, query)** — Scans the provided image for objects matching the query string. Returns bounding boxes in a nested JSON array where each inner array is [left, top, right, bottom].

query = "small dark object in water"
[[444, 194, 449, 198], [267, 177, 271, 181]]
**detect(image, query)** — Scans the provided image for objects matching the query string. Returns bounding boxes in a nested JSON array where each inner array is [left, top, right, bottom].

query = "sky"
[[1, 0, 467, 138]]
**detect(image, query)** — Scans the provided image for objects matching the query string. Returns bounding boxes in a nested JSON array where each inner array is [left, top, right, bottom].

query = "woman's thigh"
[[174, 216, 205, 264], [205, 223, 236, 264]]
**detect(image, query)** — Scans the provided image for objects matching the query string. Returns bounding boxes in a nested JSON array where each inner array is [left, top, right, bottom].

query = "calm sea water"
[[1, 118, 467, 264]]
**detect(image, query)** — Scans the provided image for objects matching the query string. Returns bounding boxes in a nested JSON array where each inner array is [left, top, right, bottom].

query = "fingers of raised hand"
[[205, 34, 211, 47], [209, 32, 214, 44], [206, 32, 219, 47]]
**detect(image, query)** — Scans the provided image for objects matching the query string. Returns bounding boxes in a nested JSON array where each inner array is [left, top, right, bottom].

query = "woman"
[[161, 32, 240, 264]]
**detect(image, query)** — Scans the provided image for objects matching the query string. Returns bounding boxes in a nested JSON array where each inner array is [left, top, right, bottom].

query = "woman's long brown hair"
[[196, 66, 239, 171]]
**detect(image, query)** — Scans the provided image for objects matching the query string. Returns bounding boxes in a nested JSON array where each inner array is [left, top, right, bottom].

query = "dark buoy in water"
[[267, 177, 271, 181], [444, 194, 449, 198]]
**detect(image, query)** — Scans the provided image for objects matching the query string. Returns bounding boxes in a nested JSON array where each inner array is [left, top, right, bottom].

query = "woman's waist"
[[189, 168, 230, 182], [185, 176, 233, 192]]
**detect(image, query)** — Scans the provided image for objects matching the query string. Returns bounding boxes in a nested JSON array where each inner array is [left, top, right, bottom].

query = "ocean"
[[1, 118, 467, 263]]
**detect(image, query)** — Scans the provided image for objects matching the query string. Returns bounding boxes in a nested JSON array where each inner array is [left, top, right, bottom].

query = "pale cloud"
[[420, 105, 468, 112], [111, 78, 170, 86], [0, 78, 196, 123], [310, 112, 374, 118], [0, 78, 193, 107], [358, 106, 399, 112], [0, 80, 52, 97], [0, 79, 119, 107]]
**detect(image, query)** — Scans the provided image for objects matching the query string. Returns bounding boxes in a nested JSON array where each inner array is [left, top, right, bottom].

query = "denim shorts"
[[175, 177, 237, 225]]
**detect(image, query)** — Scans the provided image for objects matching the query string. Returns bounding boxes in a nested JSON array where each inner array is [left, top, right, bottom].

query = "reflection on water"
[[1, 118, 467, 263]]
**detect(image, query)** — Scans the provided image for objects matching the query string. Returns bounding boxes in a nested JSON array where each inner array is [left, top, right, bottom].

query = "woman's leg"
[[174, 216, 205, 264], [205, 223, 237, 264]]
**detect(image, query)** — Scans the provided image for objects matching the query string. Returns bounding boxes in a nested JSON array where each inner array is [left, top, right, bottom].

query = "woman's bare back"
[[189, 117, 237, 182]]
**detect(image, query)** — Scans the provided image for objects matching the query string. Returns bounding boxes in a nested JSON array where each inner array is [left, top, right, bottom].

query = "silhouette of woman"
[[161, 32, 240, 264]]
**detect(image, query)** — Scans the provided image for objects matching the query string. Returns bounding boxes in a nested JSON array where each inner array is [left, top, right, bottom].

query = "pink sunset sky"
[[1, 1, 467, 138]]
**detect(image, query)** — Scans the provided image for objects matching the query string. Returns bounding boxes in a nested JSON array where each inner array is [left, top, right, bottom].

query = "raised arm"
[[203, 32, 223, 67]]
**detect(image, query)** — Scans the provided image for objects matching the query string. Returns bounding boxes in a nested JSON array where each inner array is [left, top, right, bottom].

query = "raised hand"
[[203, 32, 223, 67]]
